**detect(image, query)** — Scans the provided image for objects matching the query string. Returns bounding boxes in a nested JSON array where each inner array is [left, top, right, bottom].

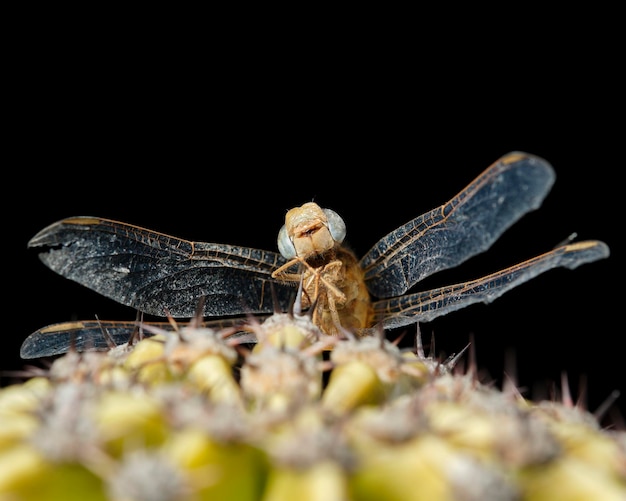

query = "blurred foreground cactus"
[[2, 311, 625, 501]]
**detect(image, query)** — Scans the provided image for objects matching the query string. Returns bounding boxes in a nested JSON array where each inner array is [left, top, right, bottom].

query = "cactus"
[[2, 310, 624, 501]]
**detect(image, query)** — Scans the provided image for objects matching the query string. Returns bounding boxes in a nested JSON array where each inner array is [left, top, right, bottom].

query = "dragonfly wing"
[[361, 152, 556, 298], [20, 317, 257, 359], [28, 217, 294, 318], [20, 320, 150, 358], [371, 240, 609, 330]]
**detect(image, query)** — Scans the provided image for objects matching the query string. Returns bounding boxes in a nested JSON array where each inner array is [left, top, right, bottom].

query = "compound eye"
[[277, 224, 296, 259], [323, 208, 346, 244]]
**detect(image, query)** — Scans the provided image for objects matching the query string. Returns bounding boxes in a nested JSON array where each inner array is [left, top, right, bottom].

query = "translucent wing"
[[372, 240, 610, 330], [20, 317, 248, 359], [360, 152, 556, 298], [20, 320, 159, 358], [28, 217, 294, 318]]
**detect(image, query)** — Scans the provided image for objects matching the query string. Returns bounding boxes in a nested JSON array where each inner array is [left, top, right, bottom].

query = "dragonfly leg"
[[272, 256, 348, 334]]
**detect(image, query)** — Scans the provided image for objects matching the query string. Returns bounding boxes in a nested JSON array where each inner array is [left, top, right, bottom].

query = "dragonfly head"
[[277, 202, 346, 260]]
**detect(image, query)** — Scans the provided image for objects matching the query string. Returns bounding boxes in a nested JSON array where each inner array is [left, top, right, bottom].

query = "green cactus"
[[2, 311, 625, 500]]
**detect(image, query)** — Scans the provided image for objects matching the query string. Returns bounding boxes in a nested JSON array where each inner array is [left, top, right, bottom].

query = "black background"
[[4, 31, 623, 427]]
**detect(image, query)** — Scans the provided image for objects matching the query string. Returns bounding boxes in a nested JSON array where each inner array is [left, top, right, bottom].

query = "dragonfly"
[[21, 151, 610, 359]]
